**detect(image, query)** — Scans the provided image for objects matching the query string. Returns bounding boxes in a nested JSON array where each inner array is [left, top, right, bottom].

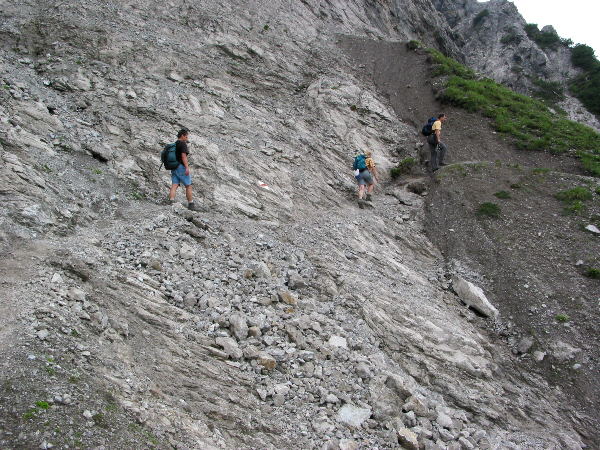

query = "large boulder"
[[452, 276, 499, 318]]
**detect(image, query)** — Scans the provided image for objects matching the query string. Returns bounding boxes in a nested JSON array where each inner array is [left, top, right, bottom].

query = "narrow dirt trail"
[[338, 37, 582, 174]]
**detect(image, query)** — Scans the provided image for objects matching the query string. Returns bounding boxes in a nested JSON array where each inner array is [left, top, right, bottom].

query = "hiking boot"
[[440, 163, 448, 166], [188, 202, 199, 211], [358, 199, 365, 209], [365, 194, 373, 202], [167, 198, 176, 205]]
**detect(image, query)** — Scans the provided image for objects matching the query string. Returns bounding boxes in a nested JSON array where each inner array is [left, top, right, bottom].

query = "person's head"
[[177, 128, 189, 140], [365, 151, 372, 158], [438, 113, 447, 123]]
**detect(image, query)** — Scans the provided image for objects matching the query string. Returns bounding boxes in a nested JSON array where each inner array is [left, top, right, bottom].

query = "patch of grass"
[[563, 200, 585, 215], [35, 401, 50, 410], [70, 329, 80, 337], [532, 168, 551, 174], [437, 74, 600, 175], [585, 268, 600, 279], [39, 164, 53, 173], [407, 40, 423, 50], [555, 187, 593, 202], [476, 202, 501, 218], [426, 49, 475, 79], [494, 190, 511, 199], [45, 366, 56, 376], [68, 375, 80, 384], [92, 413, 108, 428], [23, 409, 37, 420], [263, 24, 269, 31], [91, 168, 103, 175], [130, 191, 145, 200], [510, 183, 521, 189], [473, 9, 490, 27], [390, 157, 416, 178], [555, 313, 570, 322]]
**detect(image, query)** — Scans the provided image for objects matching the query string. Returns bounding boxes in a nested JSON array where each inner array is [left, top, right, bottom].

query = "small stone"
[[355, 361, 372, 379], [517, 336, 534, 354], [150, 260, 162, 271], [83, 410, 93, 419], [180, 243, 196, 260], [584, 224, 600, 235], [167, 72, 183, 82], [278, 291, 298, 305], [248, 326, 262, 337], [396, 427, 419, 450], [257, 352, 277, 370], [215, 336, 243, 360], [436, 411, 453, 429], [273, 394, 285, 406], [229, 312, 248, 340], [67, 288, 86, 302], [337, 404, 371, 427], [533, 351, 546, 362], [328, 335, 347, 349], [274, 383, 290, 396], [36, 329, 49, 340], [458, 436, 475, 449], [325, 394, 339, 404], [339, 439, 359, 450], [51, 273, 63, 284]]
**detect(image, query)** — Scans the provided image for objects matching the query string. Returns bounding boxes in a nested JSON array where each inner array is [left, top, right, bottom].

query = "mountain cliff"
[[1, 1, 598, 449]]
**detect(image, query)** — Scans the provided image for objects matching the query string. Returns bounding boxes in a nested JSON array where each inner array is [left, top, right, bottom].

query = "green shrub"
[[473, 9, 490, 27], [585, 268, 600, 279], [510, 183, 521, 189], [571, 44, 598, 71], [35, 401, 50, 410], [555, 187, 593, 202], [524, 23, 562, 49], [555, 313, 569, 322], [476, 202, 500, 217], [407, 40, 422, 51], [390, 157, 416, 178], [501, 32, 522, 46], [571, 67, 600, 118], [532, 78, 565, 104], [494, 191, 511, 199], [595, 186, 600, 195]]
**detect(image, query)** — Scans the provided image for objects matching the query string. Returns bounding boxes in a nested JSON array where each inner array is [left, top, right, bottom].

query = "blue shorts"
[[171, 164, 192, 186], [357, 169, 373, 186]]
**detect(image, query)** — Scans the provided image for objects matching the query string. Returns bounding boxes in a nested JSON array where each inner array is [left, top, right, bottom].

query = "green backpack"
[[160, 143, 179, 170]]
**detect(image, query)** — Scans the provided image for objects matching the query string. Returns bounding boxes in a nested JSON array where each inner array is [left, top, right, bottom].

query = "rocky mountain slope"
[[1, 0, 598, 449], [432, 0, 600, 129]]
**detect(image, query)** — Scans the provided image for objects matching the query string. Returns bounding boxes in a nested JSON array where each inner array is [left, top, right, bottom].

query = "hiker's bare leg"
[[358, 185, 366, 200], [185, 185, 193, 203], [169, 184, 179, 200], [367, 184, 374, 194]]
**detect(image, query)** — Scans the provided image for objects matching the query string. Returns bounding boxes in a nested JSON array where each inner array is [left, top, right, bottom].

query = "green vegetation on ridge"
[[426, 49, 600, 177]]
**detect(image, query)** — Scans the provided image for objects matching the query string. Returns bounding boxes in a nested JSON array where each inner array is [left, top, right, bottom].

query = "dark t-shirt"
[[175, 140, 189, 165]]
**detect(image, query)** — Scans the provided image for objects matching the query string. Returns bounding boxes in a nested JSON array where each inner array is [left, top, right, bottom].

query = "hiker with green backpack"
[[161, 128, 198, 211], [353, 151, 378, 207]]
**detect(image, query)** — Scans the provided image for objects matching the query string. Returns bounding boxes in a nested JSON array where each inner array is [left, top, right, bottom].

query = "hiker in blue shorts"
[[168, 129, 198, 210]]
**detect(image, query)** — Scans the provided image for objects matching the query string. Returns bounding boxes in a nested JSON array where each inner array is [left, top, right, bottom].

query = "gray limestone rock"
[[229, 312, 249, 340], [337, 404, 372, 428], [215, 336, 243, 360], [452, 276, 499, 318]]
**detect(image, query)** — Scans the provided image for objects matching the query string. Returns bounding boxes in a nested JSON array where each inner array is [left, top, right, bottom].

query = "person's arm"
[[435, 128, 441, 144], [182, 152, 190, 176], [372, 165, 379, 182]]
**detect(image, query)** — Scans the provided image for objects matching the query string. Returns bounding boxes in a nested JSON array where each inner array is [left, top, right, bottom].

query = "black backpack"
[[160, 142, 179, 170], [421, 117, 437, 136]]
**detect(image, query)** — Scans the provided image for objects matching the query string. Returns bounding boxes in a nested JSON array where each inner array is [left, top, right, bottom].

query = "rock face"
[[432, 0, 600, 128], [0, 1, 596, 449]]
